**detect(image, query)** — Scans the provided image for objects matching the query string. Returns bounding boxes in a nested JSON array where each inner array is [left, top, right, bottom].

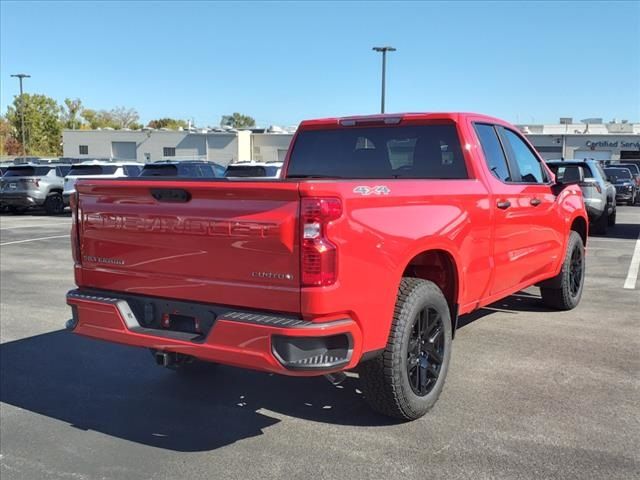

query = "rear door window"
[[68, 165, 119, 176], [287, 124, 467, 179], [225, 165, 268, 177], [56, 166, 71, 177], [474, 124, 511, 182], [123, 165, 142, 176]]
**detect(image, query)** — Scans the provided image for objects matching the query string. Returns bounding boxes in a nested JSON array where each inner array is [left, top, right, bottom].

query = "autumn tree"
[[111, 106, 140, 129], [80, 106, 140, 130], [0, 115, 22, 156]]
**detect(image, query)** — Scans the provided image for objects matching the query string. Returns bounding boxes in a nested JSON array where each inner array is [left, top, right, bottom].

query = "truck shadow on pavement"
[[457, 290, 552, 328], [1, 290, 564, 452], [597, 222, 640, 240], [0, 330, 395, 452]]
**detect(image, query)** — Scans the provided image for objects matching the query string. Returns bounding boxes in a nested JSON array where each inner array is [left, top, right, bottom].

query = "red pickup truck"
[[66, 113, 588, 420]]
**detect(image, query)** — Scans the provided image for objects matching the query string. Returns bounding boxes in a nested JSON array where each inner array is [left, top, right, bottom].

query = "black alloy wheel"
[[407, 306, 444, 396], [569, 246, 583, 298]]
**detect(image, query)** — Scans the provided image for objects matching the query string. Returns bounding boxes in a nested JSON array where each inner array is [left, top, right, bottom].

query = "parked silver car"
[[546, 159, 616, 234], [0, 164, 71, 215]]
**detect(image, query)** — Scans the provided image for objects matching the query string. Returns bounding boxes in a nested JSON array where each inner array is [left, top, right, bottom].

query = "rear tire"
[[44, 193, 65, 215], [358, 278, 452, 421], [591, 210, 608, 235], [540, 231, 585, 310], [608, 205, 617, 226]]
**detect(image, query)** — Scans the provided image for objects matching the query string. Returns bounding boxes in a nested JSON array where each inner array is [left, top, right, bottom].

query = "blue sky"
[[1, 1, 639, 127]]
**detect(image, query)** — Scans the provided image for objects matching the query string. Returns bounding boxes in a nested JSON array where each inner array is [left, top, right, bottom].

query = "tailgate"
[[76, 179, 301, 313]]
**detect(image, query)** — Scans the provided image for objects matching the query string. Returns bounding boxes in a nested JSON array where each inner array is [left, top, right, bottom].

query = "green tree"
[[81, 108, 114, 129], [6, 93, 62, 156], [220, 112, 256, 129], [62, 98, 84, 130], [147, 118, 189, 130]]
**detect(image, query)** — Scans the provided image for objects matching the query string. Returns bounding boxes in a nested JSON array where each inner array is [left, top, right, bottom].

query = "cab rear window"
[[287, 124, 467, 179]]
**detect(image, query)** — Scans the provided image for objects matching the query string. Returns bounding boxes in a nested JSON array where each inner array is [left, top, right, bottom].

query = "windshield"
[[3, 166, 52, 177], [620, 164, 640, 174], [287, 124, 467, 179], [68, 165, 119, 176], [605, 168, 632, 180]]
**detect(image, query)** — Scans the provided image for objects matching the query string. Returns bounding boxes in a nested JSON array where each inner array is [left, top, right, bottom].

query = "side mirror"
[[556, 165, 584, 186]]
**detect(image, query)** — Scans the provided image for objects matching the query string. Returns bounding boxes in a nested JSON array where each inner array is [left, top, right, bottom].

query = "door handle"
[[496, 200, 511, 210], [530, 198, 542, 206]]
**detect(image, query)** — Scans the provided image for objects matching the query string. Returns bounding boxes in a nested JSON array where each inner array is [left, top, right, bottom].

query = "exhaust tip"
[[65, 308, 79, 330], [325, 372, 347, 386], [65, 318, 77, 330]]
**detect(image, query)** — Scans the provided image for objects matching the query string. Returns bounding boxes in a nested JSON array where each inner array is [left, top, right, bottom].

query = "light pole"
[[372, 46, 396, 114], [11, 73, 31, 158]]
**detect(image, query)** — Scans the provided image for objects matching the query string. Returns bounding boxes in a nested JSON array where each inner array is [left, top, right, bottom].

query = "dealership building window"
[[79, 145, 88, 155], [163, 147, 176, 157]]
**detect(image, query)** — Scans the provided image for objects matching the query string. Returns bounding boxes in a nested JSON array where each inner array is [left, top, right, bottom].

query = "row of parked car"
[[0, 159, 283, 215], [546, 159, 640, 234]]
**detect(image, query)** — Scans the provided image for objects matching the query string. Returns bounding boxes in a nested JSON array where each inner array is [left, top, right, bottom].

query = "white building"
[[518, 118, 640, 161], [63, 117, 640, 166], [62, 128, 295, 165]]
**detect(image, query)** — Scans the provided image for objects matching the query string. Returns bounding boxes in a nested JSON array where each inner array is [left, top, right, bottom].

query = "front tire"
[[591, 210, 608, 235], [540, 231, 585, 310], [8, 206, 26, 215], [358, 278, 452, 421]]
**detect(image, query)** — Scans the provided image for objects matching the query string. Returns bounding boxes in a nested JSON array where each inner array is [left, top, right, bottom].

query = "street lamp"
[[372, 46, 396, 114], [11, 73, 31, 158]]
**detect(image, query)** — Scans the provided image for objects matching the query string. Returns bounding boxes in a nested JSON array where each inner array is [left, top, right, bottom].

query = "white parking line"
[[0, 235, 69, 246], [0, 223, 70, 230], [623, 233, 640, 290]]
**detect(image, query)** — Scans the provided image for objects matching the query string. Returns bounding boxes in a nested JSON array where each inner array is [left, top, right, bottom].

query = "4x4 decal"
[[353, 185, 391, 196]]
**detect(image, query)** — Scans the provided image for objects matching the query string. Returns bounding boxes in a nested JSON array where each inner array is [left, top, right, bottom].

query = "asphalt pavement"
[[1, 208, 639, 480]]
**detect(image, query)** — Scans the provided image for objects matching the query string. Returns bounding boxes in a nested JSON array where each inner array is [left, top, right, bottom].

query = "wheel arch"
[[570, 214, 588, 247], [400, 248, 460, 338]]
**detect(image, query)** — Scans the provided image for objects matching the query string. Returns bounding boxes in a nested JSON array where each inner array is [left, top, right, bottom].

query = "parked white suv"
[[63, 161, 143, 205]]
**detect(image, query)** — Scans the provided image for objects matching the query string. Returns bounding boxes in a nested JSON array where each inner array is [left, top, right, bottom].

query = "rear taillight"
[[580, 180, 601, 194], [70, 191, 82, 264], [24, 178, 40, 188], [301, 197, 342, 287]]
